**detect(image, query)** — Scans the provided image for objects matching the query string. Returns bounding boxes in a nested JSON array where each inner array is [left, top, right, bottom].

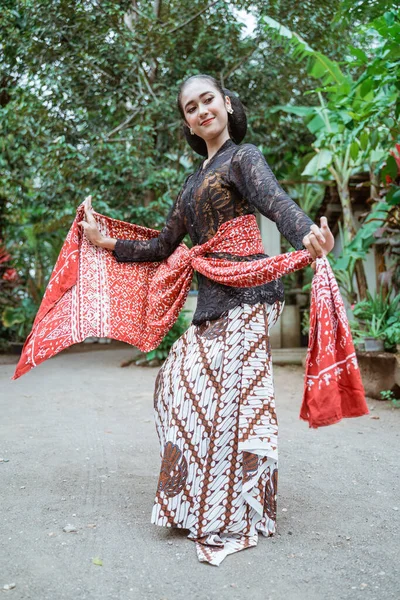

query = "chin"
[[204, 126, 224, 138]]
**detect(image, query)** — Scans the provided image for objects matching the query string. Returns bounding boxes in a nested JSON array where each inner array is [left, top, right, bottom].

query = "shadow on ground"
[[1, 348, 399, 600]]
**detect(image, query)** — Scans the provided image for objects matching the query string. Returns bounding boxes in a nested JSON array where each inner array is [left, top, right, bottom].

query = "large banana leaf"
[[262, 16, 350, 88], [301, 149, 333, 176], [271, 104, 326, 134]]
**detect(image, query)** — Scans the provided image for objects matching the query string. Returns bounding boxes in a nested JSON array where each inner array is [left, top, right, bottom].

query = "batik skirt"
[[151, 300, 284, 566]]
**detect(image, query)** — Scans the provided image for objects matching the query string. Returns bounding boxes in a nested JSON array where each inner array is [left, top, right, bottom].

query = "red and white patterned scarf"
[[13, 205, 368, 428]]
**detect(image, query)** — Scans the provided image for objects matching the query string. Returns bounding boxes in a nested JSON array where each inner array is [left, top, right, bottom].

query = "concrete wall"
[[257, 213, 285, 348], [182, 291, 198, 321]]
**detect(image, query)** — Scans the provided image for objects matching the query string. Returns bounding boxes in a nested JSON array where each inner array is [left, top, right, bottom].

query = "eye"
[[205, 96, 213, 103]]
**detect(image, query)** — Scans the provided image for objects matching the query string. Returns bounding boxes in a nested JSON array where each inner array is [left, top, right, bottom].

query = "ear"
[[225, 96, 232, 113]]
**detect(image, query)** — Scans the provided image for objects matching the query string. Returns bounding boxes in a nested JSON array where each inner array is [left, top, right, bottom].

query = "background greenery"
[[1, 0, 399, 349]]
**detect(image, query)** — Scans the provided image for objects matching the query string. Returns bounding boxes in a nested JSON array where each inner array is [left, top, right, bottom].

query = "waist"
[[190, 215, 265, 258]]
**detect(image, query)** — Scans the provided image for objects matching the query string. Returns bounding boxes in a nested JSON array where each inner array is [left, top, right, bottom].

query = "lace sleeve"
[[113, 181, 188, 263], [230, 144, 315, 250]]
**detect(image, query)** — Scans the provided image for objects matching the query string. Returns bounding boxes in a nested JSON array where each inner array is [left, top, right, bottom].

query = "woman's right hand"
[[78, 196, 104, 247]]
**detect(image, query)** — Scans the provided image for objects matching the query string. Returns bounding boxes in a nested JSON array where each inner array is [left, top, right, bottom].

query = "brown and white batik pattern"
[[151, 300, 284, 566]]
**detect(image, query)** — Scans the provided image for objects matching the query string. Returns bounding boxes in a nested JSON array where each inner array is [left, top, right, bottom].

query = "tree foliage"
[[0, 0, 390, 341]]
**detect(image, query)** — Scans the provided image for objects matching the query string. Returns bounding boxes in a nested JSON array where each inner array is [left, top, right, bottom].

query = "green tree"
[[263, 10, 400, 299], [0, 0, 375, 341]]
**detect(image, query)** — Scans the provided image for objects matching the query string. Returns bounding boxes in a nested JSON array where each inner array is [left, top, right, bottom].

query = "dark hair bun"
[[182, 87, 247, 157]]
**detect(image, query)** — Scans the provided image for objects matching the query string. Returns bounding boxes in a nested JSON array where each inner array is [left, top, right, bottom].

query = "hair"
[[176, 74, 247, 157]]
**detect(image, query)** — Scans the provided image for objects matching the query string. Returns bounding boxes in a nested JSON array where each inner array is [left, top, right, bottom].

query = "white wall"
[[257, 213, 283, 347]]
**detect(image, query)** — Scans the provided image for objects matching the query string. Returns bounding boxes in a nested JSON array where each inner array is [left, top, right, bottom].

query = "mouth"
[[201, 117, 215, 126]]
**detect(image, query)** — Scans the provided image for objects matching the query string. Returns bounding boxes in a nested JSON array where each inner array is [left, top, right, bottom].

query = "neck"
[[204, 131, 231, 160]]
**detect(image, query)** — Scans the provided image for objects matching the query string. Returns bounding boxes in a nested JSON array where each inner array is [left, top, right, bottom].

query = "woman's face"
[[181, 79, 231, 141]]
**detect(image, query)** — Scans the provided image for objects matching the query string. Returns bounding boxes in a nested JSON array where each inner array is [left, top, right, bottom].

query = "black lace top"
[[114, 138, 315, 324]]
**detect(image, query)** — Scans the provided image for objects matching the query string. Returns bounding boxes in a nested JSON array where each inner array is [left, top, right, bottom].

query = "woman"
[[79, 74, 335, 565]]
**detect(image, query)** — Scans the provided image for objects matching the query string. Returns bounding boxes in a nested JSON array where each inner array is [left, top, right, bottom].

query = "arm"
[[80, 182, 189, 263], [230, 144, 315, 250], [113, 184, 188, 263]]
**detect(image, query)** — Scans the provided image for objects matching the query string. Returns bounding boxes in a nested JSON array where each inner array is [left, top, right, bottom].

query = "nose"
[[198, 102, 209, 119]]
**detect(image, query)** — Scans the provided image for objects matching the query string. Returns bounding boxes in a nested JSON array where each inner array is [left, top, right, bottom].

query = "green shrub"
[[141, 310, 191, 364]]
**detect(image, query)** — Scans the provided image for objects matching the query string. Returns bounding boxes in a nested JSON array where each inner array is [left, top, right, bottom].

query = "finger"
[[311, 261, 316, 271], [310, 224, 326, 245], [78, 221, 88, 229], [84, 205, 96, 225], [303, 238, 317, 260], [308, 233, 324, 257], [320, 216, 328, 229], [84, 196, 93, 214], [306, 233, 318, 254]]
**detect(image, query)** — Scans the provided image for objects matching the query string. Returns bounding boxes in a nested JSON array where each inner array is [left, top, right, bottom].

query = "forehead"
[[181, 79, 218, 107]]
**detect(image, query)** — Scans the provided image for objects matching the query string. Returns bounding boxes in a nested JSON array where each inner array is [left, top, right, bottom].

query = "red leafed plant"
[[0, 242, 17, 282], [390, 143, 400, 173]]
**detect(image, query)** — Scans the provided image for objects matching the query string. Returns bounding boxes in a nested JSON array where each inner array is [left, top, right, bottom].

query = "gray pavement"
[[1, 346, 399, 600]]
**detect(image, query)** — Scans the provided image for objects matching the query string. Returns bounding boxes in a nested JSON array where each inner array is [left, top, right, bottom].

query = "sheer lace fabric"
[[114, 138, 315, 324]]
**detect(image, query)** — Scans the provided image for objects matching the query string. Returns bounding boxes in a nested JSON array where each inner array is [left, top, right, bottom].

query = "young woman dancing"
[[78, 73, 335, 565]]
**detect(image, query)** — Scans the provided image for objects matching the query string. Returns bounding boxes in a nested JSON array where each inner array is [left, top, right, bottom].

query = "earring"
[[227, 106, 234, 114], [190, 127, 194, 135]]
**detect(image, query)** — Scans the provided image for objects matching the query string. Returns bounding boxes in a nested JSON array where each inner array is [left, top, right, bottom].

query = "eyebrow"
[[184, 91, 214, 111]]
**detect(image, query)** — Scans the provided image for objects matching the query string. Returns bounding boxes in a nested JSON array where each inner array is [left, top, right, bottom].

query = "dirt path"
[[1, 348, 399, 600]]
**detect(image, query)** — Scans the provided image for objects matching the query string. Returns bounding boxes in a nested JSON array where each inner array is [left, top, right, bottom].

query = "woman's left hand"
[[302, 216, 335, 271]]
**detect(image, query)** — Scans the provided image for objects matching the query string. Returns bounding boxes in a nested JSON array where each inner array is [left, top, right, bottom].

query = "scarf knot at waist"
[[160, 214, 312, 291], [13, 204, 368, 429], [187, 214, 266, 258]]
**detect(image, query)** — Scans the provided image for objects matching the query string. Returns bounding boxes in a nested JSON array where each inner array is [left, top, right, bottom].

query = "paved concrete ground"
[[1, 347, 399, 600]]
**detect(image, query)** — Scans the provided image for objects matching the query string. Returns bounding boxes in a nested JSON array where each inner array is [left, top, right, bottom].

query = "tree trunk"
[[124, 1, 161, 211], [370, 168, 388, 299], [143, 189, 156, 207], [337, 182, 368, 300], [354, 261, 368, 301], [374, 244, 388, 299], [337, 183, 357, 239], [0, 77, 12, 242], [369, 169, 380, 202]]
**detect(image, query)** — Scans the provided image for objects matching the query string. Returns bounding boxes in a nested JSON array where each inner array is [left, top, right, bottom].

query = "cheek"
[[215, 97, 227, 111], [209, 102, 221, 116]]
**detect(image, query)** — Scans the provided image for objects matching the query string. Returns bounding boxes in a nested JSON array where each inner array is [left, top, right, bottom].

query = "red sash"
[[13, 205, 368, 428]]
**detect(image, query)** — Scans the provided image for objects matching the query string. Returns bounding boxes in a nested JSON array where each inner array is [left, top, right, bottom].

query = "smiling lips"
[[201, 117, 215, 126]]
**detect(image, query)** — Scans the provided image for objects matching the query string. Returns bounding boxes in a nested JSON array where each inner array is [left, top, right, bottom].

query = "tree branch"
[[131, 2, 151, 20], [106, 107, 141, 139], [59, 31, 118, 82], [140, 63, 159, 103], [224, 43, 260, 81], [153, 0, 162, 20], [165, 0, 221, 34]]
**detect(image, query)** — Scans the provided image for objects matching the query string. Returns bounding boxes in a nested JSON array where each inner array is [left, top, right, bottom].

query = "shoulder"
[[183, 172, 193, 184], [178, 172, 195, 194], [184, 171, 197, 185], [231, 143, 265, 165], [230, 144, 268, 180]]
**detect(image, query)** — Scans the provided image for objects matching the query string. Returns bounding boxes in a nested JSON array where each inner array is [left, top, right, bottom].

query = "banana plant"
[[262, 12, 400, 299], [282, 156, 325, 220]]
